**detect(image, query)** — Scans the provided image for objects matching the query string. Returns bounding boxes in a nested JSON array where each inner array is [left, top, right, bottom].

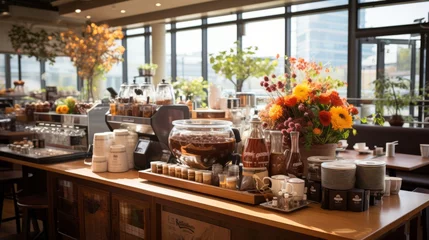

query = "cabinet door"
[[111, 194, 150, 240], [55, 179, 79, 239], [78, 186, 111, 240]]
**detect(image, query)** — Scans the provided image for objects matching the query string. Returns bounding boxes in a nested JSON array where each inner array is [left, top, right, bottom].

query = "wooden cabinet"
[[49, 173, 152, 240], [78, 186, 111, 240], [111, 194, 151, 240]]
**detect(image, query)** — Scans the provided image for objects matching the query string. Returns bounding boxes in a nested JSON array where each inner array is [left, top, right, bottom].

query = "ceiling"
[[56, 0, 216, 22], [52, 0, 304, 27]]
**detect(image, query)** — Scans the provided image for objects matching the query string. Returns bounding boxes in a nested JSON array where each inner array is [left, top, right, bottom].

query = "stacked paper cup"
[[127, 131, 138, 169], [92, 133, 110, 172]]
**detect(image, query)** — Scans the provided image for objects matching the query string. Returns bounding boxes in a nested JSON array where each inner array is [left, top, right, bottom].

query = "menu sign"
[[161, 210, 230, 240], [46, 86, 57, 101]]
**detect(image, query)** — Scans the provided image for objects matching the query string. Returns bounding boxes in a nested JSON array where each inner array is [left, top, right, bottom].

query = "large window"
[[105, 40, 123, 92], [291, 11, 348, 96], [11, 55, 40, 92], [0, 54, 5, 89], [176, 29, 202, 79], [358, 1, 429, 29], [127, 36, 145, 82], [45, 56, 77, 90], [207, 24, 237, 90], [242, 19, 285, 94]]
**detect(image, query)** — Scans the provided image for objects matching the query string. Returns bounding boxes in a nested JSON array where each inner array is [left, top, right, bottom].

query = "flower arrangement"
[[258, 57, 358, 148], [173, 77, 208, 104], [60, 22, 125, 101]]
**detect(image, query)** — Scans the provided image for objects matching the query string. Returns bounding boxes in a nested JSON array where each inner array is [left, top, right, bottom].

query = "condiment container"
[[202, 171, 212, 185], [195, 170, 203, 183], [181, 166, 189, 180], [155, 79, 175, 105], [188, 169, 195, 181], [307, 156, 336, 182], [168, 164, 176, 177], [162, 163, 169, 175], [92, 155, 107, 173], [93, 133, 109, 157], [108, 145, 128, 173], [175, 166, 182, 178]]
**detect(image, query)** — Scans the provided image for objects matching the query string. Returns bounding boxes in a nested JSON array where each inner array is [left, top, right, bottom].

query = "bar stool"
[[0, 170, 25, 233], [17, 194, 48, 240]]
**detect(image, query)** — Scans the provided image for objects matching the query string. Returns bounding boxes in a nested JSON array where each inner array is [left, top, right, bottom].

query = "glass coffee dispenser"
[[140, 78, 156, 104], [155, 79, 175, 105]]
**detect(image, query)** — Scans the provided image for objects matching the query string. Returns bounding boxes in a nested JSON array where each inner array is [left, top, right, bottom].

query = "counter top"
[[1, 156, 429, 240]]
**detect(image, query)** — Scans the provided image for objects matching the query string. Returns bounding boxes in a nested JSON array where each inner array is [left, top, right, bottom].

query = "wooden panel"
[[139, 169, 266, 205], [4, 158, 429, 240], [78, 185, 111, 240], [111, 194, 151, 240]]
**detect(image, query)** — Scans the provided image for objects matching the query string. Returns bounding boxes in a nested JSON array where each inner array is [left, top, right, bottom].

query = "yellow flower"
[[293, 83, 311, 102], [330, 106, 353, 130], [269, 104, 283, 121]]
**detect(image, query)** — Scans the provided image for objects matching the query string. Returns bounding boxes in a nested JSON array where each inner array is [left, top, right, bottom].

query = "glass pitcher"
[[269, 130, 287, 176], [140, 78, 155, 104], [241, 116, 269, 169]]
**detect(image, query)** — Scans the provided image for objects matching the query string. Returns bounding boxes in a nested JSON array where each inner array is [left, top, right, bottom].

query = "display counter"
[[1, 156, 429, 240]]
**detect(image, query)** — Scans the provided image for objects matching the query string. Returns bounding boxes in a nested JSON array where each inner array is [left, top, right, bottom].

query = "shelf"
[[34, 112, 88, 126]]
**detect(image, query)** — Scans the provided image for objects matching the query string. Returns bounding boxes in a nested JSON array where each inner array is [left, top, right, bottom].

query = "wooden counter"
[[339, 150, 429, 171], [1, 156, 429, 240]]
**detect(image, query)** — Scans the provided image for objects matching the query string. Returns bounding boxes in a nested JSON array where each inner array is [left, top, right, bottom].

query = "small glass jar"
[[175, 166, 182, 178], [188, 169, 195, 181], [181, 166, 189, 180], [195, 170, 203, 183], [168, 164, 176, 177], [150, 161, 158, 173], [162, 163, 169, 175], [202, 171, 212, 185]]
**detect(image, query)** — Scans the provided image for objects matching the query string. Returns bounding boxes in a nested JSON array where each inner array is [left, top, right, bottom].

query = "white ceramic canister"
[[127, 131, 138, 169], [93, 133, 109, 157], [105, 132, 114, 159], [92, 155, 107, 173], [108, 145, 128, 173], [321, 161, 356, 190]]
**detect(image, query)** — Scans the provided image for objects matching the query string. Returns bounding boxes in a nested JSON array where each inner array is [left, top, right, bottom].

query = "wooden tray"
[[138, 169, 267, 205]]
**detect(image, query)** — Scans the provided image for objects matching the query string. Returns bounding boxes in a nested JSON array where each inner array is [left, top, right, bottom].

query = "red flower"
[[318, 93, 331, 105], [350, 106, 359, 115], [330, 91, 343, 106], [284, 95, 297, 107], [319, 111, 332, 126]]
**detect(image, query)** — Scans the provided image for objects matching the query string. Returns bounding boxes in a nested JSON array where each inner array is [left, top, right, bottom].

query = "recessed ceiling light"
[[86, 15, 91, 19], [155, 3, 161, 7], [75, 9, 81, 13], [120, 9, 126, 13]]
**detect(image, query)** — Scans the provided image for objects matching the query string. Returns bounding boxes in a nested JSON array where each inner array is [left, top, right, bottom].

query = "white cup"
[[262, 175, 289, 195], [420, 144, 429, 158], [355, 142, 366, 150], [338, 140, 348, 148], [384, 177, 391, 197], [390, 177, 402, 195], [284, 178, 305, 200]]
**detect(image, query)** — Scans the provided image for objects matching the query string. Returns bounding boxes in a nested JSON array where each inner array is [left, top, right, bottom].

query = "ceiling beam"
[[102, 0, 293, 27]]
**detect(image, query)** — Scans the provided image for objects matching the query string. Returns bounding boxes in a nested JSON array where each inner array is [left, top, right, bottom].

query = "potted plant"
[[209, 41, 278, 92], [138, 63, 158, 76], [173, 77, 208, 107], [373, 77, 421, 127]]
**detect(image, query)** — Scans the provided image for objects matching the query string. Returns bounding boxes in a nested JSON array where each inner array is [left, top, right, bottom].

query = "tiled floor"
[[0, 199, 20, 238]]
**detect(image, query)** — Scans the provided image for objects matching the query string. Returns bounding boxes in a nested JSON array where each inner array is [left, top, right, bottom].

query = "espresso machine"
[[105, 105, 190, 170]]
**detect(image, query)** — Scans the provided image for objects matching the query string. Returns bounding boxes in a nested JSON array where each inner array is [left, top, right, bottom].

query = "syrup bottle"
[[285, 131, 304, 178], [242, 116, 269, 169]]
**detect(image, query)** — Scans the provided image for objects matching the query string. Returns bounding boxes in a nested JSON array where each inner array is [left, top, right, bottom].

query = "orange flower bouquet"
[[259, 57, 358, 149]]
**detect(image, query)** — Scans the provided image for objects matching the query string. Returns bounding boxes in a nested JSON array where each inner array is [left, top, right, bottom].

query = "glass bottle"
[[285, 131, 304, 178], [242, 116, 269, 169], [269, 130, 287, 176]]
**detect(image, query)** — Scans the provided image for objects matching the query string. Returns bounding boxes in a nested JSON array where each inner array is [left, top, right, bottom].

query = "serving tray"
[[0, 146, 88, 164], [260, 200, 310, 213], [138, 169, 268, 205]]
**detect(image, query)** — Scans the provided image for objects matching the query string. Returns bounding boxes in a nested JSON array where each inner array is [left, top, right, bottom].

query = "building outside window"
[[11, 55, 41, 92], [207, 24, 237, 91], [45, 56, 77, 90], [176, 29, 202, 80], [0, 54, 5, 89], [127, 36, 145, 82]]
